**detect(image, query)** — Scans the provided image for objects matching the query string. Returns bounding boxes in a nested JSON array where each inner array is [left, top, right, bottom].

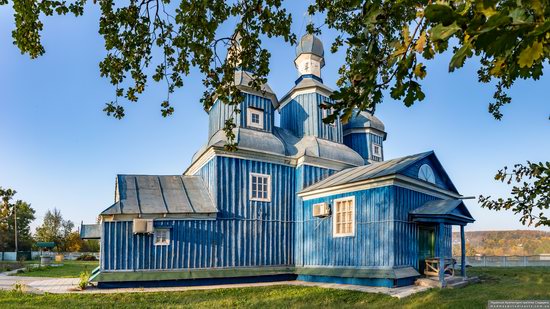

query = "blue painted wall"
[[294, 164, 337, 267], [299, 185, 453, 271], [392, 186, 452, 268], [279, 92, 343, 143], [300, 187, 394, 267], [343, 132, 384, 163], [208, 93, 275, 138], [101, 155, 295, 271]]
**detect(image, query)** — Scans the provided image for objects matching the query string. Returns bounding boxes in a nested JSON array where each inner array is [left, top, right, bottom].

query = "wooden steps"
[[415, 276, 479, 289]]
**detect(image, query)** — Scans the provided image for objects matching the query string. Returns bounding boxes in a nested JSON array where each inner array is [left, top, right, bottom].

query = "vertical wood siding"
[[393, 186, 452, 269], [208, 93, 275, 138], [294, 165, 336, 266], [102, 155, 295, 271], [280, 93, 342, 143], [343, 133, 369, 163], [300, 187, 394, 267]]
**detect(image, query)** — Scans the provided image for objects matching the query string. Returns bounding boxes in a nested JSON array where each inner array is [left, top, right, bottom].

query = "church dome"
[[296, 34, 324, 58], [343, 111, 386, 133]]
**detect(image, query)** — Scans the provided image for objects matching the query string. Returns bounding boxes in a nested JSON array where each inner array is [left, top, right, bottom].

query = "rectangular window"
[[333, 196, 355, 237], [372, 143, 382, 158], [249, 173, 271, 202], [154, 229, 170, 245], [247, 107, 264, 129]]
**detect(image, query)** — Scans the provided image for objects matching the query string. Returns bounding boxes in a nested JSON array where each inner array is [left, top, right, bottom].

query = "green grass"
[[10, 261, 98, 278], [1, 267, 549, 308]]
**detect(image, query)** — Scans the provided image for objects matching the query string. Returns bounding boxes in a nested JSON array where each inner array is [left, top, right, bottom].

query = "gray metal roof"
[[300, 151, 434, 193], [80, 224, 101, 239], [296, 34, 324, 59], [343, 110, 386, 133], [207, 128, 287, 156], [410, 199, 475, 224], [101, 175, 216, 216], [274, 127, 364, 166], [234, 71, 279, 109], [279, 76, 333, 106]]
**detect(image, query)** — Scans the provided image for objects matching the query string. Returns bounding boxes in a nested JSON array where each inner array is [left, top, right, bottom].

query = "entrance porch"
[[410, 199, 475, 287]]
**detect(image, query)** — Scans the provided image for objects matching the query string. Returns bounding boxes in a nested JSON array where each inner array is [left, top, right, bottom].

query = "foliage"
[[1, 268, 550, 308], [34, 208, 75, 252], [76, 254, 97, 261], [452, 230, 550, 256], [0, 187, 36, 252], [479, 162, 550, 227], [78, 271, 90, 290], [309, 0, 550, 123], [2, 1, 550, 226], [11, 260, 98, 278]]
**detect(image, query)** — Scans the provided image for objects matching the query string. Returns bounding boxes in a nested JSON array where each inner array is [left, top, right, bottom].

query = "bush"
[[78, 271, 90, 290], [76, 254, 97, 261]]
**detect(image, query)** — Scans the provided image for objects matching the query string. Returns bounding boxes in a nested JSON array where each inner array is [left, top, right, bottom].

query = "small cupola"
[[343, 111, 387, 163], [294, 34, 325, 79]]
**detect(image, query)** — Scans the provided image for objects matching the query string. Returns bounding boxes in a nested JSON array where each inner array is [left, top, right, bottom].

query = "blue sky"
[[0, 2, 548, 232]]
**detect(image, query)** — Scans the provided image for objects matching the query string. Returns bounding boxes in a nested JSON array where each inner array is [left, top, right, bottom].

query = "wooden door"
[[418, 226, 435, 274]]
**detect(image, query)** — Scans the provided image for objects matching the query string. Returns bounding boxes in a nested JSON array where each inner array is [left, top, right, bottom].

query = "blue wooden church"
[[82, 34, 474, 288]]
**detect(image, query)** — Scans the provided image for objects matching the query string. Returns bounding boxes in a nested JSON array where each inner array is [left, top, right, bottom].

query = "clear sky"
[[1, 2, 548, 232]]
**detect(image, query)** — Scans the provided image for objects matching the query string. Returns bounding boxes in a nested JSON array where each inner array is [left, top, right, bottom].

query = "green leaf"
[[449, 43, 473, 72], [424, 4, 455, 25], [430, 22, 461, 42], [517, 41, 544, 68]]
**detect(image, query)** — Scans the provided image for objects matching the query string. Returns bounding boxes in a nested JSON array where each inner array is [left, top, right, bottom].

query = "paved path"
[[0, 270, 429, 298]]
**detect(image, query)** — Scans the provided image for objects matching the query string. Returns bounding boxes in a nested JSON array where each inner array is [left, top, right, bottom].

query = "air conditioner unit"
[[133, 219, 154, 234], [313, 202, 330, 218]]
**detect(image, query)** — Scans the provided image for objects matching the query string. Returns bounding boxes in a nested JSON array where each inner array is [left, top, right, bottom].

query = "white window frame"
[[332, 196, 355, 238], [247, 107, 264, 129], [249, 173, 271, 202], [371, 143, 382, 159], [153, 228, 170, 246]]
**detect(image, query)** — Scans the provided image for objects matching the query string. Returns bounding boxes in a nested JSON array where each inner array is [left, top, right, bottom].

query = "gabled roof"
[[101, 175, 216, 216], [410, 199, 475, 225], [300, 151, 459, 195], [300, 151, 434, 193]]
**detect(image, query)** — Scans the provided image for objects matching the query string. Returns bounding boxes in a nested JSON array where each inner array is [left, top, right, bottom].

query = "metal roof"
[[80, 224, 101, 239], [300, 151, 434, 193], [101, 175, 216, 216], [234, 71, 279, 109], [274, 127, 364, 166], [296, 34, 324, 59], [410, 199, 475, 224], [279, 76, 333, 106], [343, 110, 386, 134]]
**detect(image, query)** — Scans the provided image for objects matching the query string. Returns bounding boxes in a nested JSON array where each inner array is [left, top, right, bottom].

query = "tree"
[[35, 208, 75, 252], [0, 187, 36, 252], [479, 162, 550, 227], [2, 0, 549, 226]]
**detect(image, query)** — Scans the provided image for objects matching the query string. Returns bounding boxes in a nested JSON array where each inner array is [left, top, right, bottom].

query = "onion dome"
[[343, 111, 386, 138], [295, 34, 325, 67]]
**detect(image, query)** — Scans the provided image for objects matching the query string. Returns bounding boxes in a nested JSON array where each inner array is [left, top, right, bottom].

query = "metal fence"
[[453, 256, 550, 267]]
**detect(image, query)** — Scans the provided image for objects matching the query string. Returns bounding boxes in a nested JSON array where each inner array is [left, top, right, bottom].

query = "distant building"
[[81, 34, 474, 288]]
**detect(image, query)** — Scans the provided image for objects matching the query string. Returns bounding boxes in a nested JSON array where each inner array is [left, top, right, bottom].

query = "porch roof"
[[410, 199, 475, 226]]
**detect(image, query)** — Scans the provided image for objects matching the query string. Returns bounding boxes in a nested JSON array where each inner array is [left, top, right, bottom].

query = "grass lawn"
[[10, 260, 98, 278], [1, 267, 549, 308]]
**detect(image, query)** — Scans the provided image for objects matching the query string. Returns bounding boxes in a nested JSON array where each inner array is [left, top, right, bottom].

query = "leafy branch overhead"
[[480, 162, 550, 227], [3, 0, 550, 226]]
